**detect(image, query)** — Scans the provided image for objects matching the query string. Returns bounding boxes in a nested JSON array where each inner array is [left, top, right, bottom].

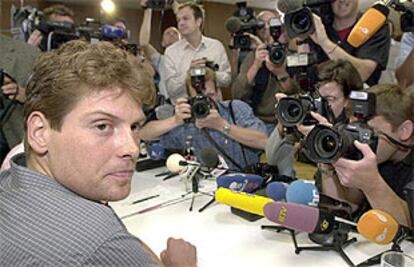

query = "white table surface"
[[110, 167, 414, 267]]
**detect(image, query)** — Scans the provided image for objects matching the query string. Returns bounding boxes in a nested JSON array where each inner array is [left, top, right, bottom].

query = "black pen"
[[131, 194, 160, 205]]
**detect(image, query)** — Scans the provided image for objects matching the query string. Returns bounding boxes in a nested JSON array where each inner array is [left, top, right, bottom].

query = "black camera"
[[284, 0, 333, 39], [286, 52, 318, 91], [145, 0, 173, 10], [267, 43, 286, 65], [190, 66, 206, 93], [303, 91, 378, 163], [188, 94, 212, 120], [234, 1, 255, 23], [391, 1, 414, 32], [275, 92, 333, 127]]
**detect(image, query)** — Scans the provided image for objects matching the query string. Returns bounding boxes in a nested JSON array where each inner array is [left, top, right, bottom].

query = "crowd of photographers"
[[0, 0, 413, 265]]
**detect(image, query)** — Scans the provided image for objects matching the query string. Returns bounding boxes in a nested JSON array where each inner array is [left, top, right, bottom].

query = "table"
[[110, 167, 414, 267]]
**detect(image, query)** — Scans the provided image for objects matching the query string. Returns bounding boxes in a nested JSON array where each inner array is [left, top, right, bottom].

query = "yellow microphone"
[[215, 188, 273, 216], [357, 209, 399, 245], [347, 3, 389, 48]]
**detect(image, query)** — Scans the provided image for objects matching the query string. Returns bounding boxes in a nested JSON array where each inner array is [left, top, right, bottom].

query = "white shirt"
[[164, 35, 231, 103]]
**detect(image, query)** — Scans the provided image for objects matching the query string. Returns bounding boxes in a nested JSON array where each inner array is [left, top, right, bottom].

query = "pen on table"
[[131, 194, 160, 205]]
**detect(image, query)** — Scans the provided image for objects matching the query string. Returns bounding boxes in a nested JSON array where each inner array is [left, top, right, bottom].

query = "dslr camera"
[[267, 17, 286, 65], [145, 0, 173, 10], [303, 91, 378, 163], [286, 52, 318, 91], [186, 66, 213, 122], [275, 92, 333, 128], [284, 0, 333, 39]]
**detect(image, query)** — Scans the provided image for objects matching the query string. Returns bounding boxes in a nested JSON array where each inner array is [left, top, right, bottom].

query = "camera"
[[225, 2, 264, 50], [391, 1, 414, 32], [188, 94, 212, 120], [275, 92, 333, 127], [267, 43, 286, 65], [190, 66, 206, 93], [145, 0, 173, 10], [302, 91, 378, 163], [283, 0, 333, 39], [286, 52, 318, 91]]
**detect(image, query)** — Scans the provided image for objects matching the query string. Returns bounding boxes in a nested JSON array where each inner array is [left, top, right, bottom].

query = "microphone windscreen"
[[264, 202, 326, 233], [277, 0, 304, 13], [357, 209, 399, 245], [166, 153, 186, 173], [225, 16, 242, 33], [200, 148, 219, 168], [266, 182, 288, 201], [216, 173, 264, 193], [347, 4, 389, 48], [147, 142, 164, 161], [215, 188, 273, 216], [286, 180, 320, 206]]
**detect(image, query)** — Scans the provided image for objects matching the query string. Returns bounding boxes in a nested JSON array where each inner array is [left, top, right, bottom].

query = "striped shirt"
[[0, 153, 157, 266]]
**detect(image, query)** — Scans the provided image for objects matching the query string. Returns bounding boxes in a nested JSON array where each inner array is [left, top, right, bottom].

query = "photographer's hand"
[[1, 76, 26, 103], [174, 98, 192, 125], [27, 30, 43, 47], [297, 111, 331, 137], [309, 14, 332, 49], [194, 109, 224, 130]]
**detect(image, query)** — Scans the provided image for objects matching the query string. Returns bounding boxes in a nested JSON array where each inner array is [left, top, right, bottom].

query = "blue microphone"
[[216, 173, 264, 193], [266, 181, 288, 201], [285, 179, 320, 207], [147, 142, 164, 161]]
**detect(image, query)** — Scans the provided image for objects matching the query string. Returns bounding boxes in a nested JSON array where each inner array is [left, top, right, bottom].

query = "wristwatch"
[[223, 123, 231, 135]]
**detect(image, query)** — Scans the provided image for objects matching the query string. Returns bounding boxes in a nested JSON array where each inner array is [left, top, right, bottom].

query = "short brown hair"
[[43, 4, 74, 20], [177, 2, 205, 29], [368, 84, 414, 131], [25, 40, 155, 153], [317, 59, 363, 98]]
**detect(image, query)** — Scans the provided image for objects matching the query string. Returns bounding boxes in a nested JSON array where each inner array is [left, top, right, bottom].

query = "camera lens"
[[276, 98, 305, 127], [292, 12, 311, 34], [304, 126, 342, 163], [269, 46, 285, 65]]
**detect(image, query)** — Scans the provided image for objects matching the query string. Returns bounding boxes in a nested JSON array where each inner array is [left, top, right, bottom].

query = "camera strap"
[[201, 100, 249, 171], [377, 131, 414, 150]]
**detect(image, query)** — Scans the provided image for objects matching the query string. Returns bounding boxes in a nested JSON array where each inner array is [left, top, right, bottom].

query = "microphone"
[[263, 202, 356, 234], [357, 209, 411, 245], [266, 181, 288, 201], [215, 188, 273, 216], [285, 180, 320, 206], [347, 3, 390, 48], [200, 148, 219, 169], [217, 173, 264, 193], [166, 153, 186, 173]]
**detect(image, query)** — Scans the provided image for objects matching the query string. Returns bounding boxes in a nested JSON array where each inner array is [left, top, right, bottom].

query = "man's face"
[[177, 6, 201, 37], [256, 11, 276, 44], [45, 89, 144, 202], [189, 79, 218, 102], [367, 115, 400, 163], [331, 0, 359, 20], [317, 81, 347, 119], [48, 14, 74, 24], [162, 27, 180, 48]]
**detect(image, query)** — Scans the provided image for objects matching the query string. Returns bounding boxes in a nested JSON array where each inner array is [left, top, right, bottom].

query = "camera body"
[[303, 91, 378, 163], [146, 0, 172, 10], [275, 93, 332, 128], [286, 52, 318, 91], [188, 94, 212, 121], [392, 1, 414, 33]]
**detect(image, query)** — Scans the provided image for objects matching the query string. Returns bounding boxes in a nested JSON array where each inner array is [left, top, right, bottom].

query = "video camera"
[[302, 91, 378, 163], [225, 2, 264, 50], [283, 0, 334, 39]]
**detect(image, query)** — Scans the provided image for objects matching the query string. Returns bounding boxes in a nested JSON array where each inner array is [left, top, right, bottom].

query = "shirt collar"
[[182, 35, 207, 51]]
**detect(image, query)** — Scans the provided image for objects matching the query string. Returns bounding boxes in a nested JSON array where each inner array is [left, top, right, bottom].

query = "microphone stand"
[[181, 165, 213, 211], [261, 223, 357, 267]]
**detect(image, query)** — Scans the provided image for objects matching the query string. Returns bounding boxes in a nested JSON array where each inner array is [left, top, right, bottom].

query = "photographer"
[[0, 35, 40, 164], [305, 0, 390, 86], [232, 11, 299, 133], [27, 4, 75, 48], [164, 2, 231, 104], [320, 84, 413, 227], [139, 0, 181, 99], [266, 59, 363, 177], [140, 66, 268, 170]]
